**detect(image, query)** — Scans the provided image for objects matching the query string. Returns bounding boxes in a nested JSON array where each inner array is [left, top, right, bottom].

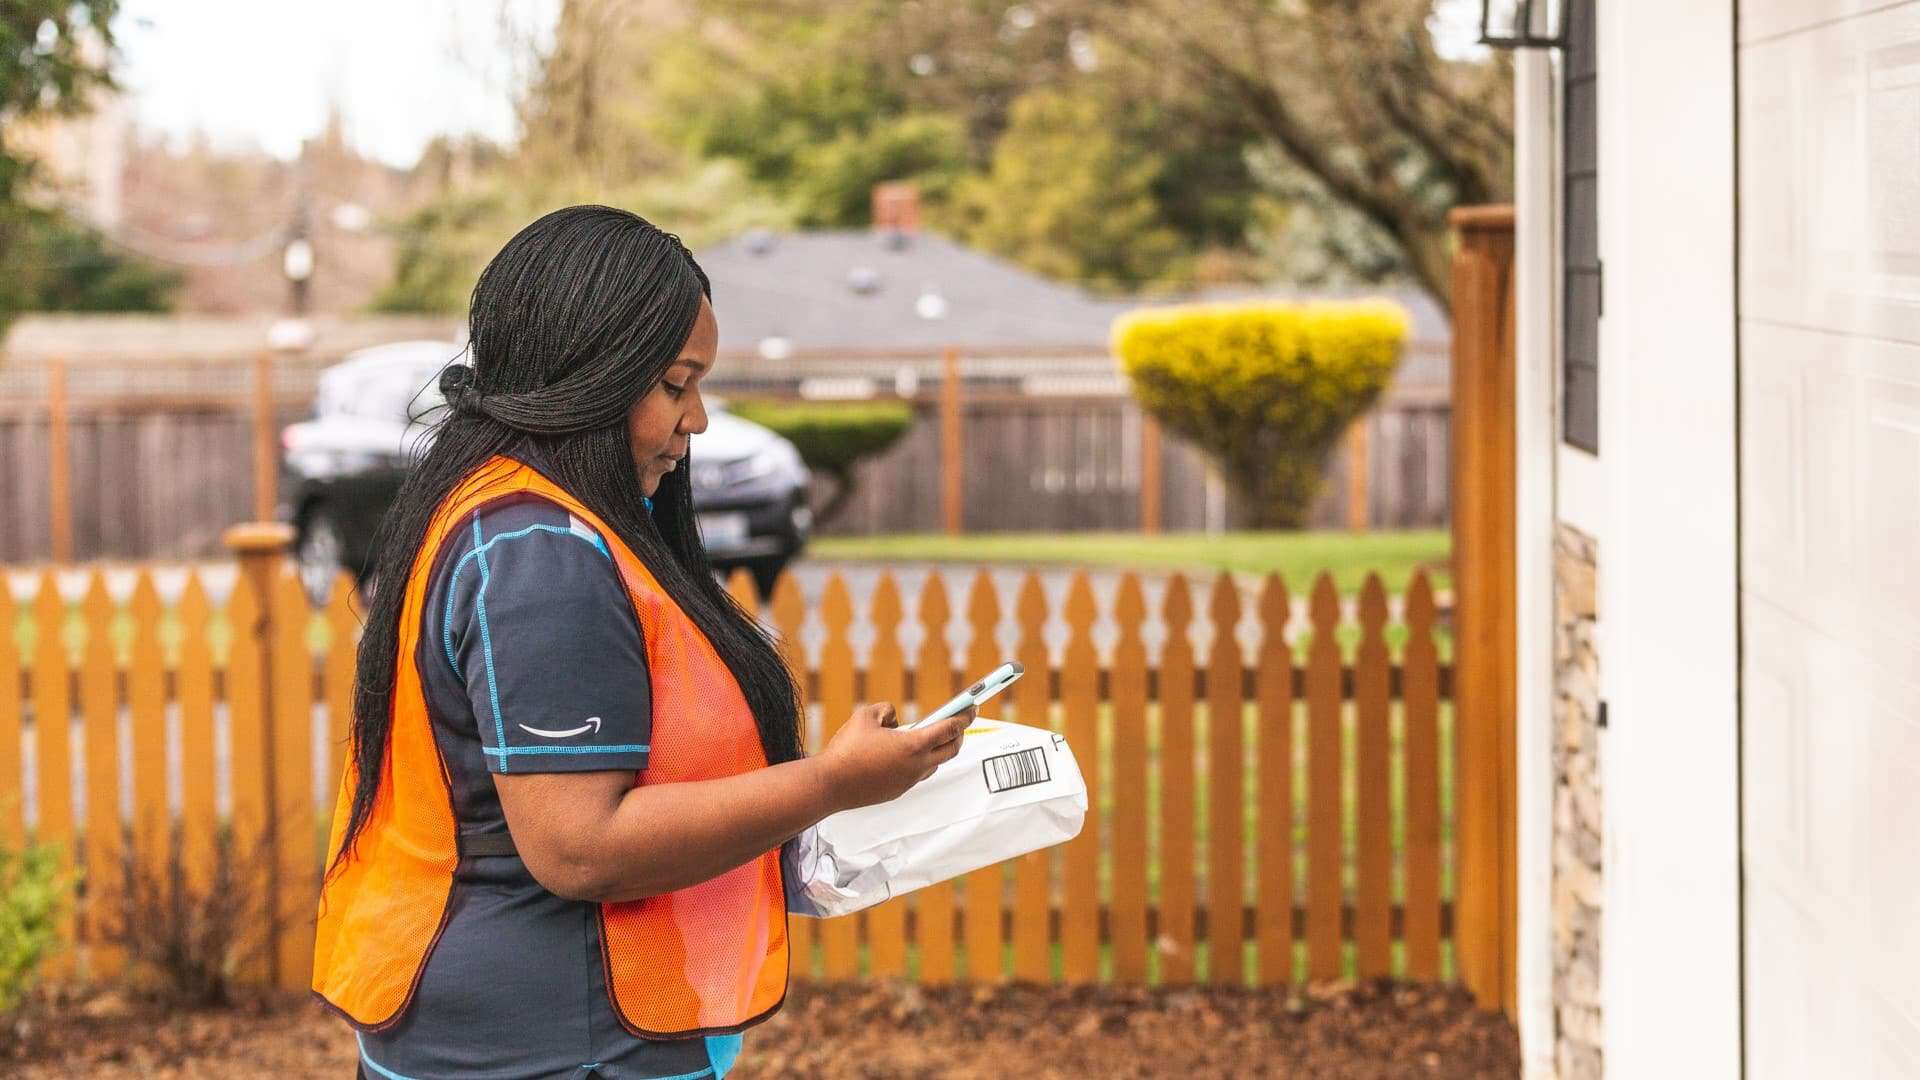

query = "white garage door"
[[1739, 2, 1920, 1075]]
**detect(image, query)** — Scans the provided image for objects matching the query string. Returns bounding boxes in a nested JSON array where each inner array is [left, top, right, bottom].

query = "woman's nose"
[[681, 390, 710, 435]]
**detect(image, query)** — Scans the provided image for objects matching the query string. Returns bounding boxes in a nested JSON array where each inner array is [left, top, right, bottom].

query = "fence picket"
[[177, 574, 217, 899], [865, 573, 909, 978], [1011, 572, 1051, 982], [1109, 575, 1149, 982], [225, 572, 271, 985], [128, 574, 167, 920], [1206, 574, 1244, 984], [273, 569, 317, 991], [80, 573, 121, 977], [1060, 572, 1100, 982], [769, 571, 812, 979], [914, 574, 958, 984], [1159, 574, 1196, 984], [1306, 574, 1344, 981], [1254, 575, 1294, 985], [30, 571, 73, 978], [961, 571, 1004, 981], [1402, 573, 1443, 978], [1356, 575, 1393, 977], [818, 574, 860, 979]]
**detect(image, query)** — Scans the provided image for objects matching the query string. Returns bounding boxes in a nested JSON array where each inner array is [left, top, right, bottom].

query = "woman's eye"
[[663, 382, 687, 398]]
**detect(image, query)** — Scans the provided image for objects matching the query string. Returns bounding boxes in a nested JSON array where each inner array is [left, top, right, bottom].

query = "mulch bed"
[[5, 978, 1518, 1078]]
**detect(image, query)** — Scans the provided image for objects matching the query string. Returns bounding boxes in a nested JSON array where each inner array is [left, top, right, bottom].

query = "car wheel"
[[297, 506, 349, 606]]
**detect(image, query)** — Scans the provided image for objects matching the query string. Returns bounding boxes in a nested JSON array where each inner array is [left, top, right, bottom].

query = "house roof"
[[696, 229, 1139, 351], [695, 228, 1449, 381]]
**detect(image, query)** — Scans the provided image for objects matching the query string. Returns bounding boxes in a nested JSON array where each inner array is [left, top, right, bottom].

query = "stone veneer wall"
[[1553, 524, 1603, 1079]]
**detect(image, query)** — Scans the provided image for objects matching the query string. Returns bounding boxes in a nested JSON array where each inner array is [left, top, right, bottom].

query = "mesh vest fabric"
[[312, 455, 790, 1037]]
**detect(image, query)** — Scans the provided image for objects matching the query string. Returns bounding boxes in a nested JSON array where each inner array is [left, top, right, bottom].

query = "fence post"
[[1448, 204, 1518, 1014], [1140, 411, 1162, 535], [941, 347, 963, 535], [1346, 416, 1371, 532], [253, 352, 278, 523], [48, 357, 72, 563], [223, 521, 295, 986]]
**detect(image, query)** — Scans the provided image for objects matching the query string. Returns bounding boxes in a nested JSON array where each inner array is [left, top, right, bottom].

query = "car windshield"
[[320, 362, 447, 424]]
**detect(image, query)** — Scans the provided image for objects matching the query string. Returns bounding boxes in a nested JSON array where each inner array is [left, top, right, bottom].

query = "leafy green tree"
[[941, 90, 1183, 289], [0, 205, 179, 314], [0, 1, 154, 329]]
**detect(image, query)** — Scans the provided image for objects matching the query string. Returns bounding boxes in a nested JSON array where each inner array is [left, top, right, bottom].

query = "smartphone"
[[902, 661, 1024, 730]]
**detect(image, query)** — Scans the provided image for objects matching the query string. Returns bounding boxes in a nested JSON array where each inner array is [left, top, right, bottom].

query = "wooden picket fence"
[[0, 547, 1460, 992]]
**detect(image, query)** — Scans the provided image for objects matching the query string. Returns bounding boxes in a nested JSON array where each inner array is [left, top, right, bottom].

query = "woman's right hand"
[[815, 701, 973, 813]]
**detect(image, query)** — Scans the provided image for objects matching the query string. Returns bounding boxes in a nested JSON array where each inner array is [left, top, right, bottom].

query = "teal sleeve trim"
[[442, 520, 613, 681], [706, 1032, 744, 1078], [482, 743, 649, 758]]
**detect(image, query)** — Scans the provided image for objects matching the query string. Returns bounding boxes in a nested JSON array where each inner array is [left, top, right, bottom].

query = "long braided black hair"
[[329, 205, 805, 871]]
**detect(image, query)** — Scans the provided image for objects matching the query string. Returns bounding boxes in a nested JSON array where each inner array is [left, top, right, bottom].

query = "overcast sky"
[[113, 0, 560, 169]]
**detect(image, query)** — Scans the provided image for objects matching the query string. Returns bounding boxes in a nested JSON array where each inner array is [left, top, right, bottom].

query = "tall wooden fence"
[[1, 549, 1467, 990], [0, 350, 1450, 563]]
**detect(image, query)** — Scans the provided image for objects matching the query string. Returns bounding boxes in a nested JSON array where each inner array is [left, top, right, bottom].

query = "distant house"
[[695, 182, 1446, 386]]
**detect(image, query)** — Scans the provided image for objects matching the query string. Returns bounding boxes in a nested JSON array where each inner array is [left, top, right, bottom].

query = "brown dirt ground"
[[4, 979, 1518, 1079]]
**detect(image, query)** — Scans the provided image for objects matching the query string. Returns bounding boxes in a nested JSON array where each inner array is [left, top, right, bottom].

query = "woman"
[[313, 205, 970, 1080]]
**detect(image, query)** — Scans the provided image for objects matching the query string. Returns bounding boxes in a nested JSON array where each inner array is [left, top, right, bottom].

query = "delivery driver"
[[312, 205, 972, 1080]]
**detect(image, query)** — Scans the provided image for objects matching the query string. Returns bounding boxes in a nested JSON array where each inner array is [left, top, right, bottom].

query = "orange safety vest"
[[312, 456, 789, 1038]]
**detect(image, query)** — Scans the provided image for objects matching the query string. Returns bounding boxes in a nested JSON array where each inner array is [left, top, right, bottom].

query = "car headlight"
[[703, 443, 804, 491]]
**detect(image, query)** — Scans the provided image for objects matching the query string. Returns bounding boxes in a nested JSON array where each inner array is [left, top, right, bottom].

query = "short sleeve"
[[441, 508, 651, 774]]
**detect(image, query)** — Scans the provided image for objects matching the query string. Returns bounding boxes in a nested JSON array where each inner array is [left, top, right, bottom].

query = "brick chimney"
[[871, 181, 921, 232]]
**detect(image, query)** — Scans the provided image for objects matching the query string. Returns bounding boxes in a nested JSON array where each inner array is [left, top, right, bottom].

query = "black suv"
[[279, 341, 813, 601]]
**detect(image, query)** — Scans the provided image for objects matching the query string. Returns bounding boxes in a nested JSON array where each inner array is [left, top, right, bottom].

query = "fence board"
[[864, 574, 909, 978], [817, 575, 860, 979], [81, 574, 122, 978], [225, 573, 270, 984], [1011, 573, 1051, 982], [1109, 575, 1149, 982], [961, 571, 1004, 981], [1307, 574, 1344, 980], [32, 571, 74, 978], [1060, 572, 1100, 982], [1158, 575, 1196, 984], [1205, 575, 1244, 984], [769, 571, 813, 978], [128, 575, 167, 915], [1254, 575, 1294, 985], [1402, 574, 1444, 978], [177, 576, 218, 898], [273, 569, 317, 991], [913, 574, 957, 984], [1355, 575, 1393, 977]]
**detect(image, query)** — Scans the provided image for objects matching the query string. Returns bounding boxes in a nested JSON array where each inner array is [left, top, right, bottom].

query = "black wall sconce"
[[1480, 0, 1565, 49]]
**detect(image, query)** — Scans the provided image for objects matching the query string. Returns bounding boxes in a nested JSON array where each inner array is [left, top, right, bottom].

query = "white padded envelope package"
[[783, 718, 1087, 918]]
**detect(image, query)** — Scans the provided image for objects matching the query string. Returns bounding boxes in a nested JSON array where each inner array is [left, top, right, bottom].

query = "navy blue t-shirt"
[[354, 488, 747, 1080]]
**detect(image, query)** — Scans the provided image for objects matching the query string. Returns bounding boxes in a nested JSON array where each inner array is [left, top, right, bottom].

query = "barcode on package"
[[982, 747, 1051, 793]]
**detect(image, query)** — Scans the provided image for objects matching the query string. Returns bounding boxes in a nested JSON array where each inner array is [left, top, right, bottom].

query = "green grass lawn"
[[806, 529, 1451, 593]]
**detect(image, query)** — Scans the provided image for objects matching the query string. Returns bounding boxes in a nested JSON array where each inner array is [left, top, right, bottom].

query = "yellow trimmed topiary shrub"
[[1112, 299, 1411, 528]]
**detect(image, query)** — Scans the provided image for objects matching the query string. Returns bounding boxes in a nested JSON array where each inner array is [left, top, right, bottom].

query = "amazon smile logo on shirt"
[[518, 717, 602, 739]]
